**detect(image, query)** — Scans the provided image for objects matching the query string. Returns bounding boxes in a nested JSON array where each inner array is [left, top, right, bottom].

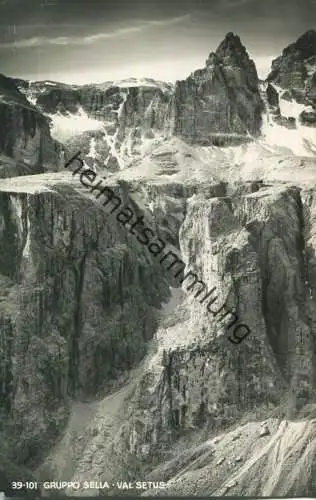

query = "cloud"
[[0, 14, 191, 49], [219, 0, 257, 7]]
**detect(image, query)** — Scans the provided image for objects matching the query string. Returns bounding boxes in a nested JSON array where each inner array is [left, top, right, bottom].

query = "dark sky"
[[0, 0, 315, 83]]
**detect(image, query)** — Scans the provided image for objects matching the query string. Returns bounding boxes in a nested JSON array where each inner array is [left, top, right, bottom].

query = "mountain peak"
[[267, 29, 316, 93], [211, 32, 256, 76], [283, 29, 316, 59], [297, 29, 316, 43], [215, 32, 245, 57], [295, 29, 316, 53]]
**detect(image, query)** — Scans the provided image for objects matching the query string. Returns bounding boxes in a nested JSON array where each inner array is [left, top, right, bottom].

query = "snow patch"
[[49, 106, 104, 142], [277, 95, 306, 120], [88, 137, 97, 159], [112, 78, 173, 90], [116, 91, 128, 120], [262, 113, 305, 156], [16, 83, 38, 106], [9, 194, 32, 260], [261, 85, 316, 157], [86, 137, 98, 172], [25, 94, 37, 106]]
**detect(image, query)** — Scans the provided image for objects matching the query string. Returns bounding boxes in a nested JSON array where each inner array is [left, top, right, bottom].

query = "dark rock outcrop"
[[266, 82, 280, 109], [299, 109, 316, 126], [20, 80, 173, 169], [37, 87, 81, 114], [0, 74, 63, 173], [29, 179, 316, 498], [267, 30, 316, 109], [274, 115, 297, 129], [0, 154, 33, 179], [0, 177, 174, 470], [170, 32, 263, 144]]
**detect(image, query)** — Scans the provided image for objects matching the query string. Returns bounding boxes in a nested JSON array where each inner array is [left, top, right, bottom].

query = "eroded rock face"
[[266, 82, 280, 109], [41, 181, 315, 498], [170, 33, 263, 143], [267, 30, 316, 111], [300, 109, 316, 127], [1, 175, 316, 496], [0, 74, 63, 172], [81, 84, 171, 129], [0, 180, 172, 470], [21, 80, 173, 169], [105, 184, 315, 484]]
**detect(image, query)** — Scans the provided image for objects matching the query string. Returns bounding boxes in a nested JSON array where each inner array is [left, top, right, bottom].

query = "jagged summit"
[[205, 32, 249, 67], [297, 29, 316, 41], [216, 32, 245, 56], [205, 32, 259, 90], [296, 30, 316, 54], [288, 29, 316, 57], [216, 32, 254, 68], [267, 29, 316, 100], [173, 31, 262, 144]]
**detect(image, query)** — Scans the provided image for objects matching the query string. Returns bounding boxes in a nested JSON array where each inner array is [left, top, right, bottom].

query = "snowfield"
[[49, 106, 105, 142]]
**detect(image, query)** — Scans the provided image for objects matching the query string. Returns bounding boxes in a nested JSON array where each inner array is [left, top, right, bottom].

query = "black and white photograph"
[[0, 0, 316, 497]]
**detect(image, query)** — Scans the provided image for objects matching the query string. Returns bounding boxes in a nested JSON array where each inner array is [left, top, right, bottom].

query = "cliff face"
[[23, 176, 316, 498], [101, 184, 315, 490], [147, 185, 315, 497], [0, 177, 173, 476], [80, 82, 172, 129], [268, 30, 316, 93], [79, 83, 171, 169], [267, 30, 316, 126], [170, 33, 263, 144], [0, 74, 63, 173], [20, 80, 173, 170]]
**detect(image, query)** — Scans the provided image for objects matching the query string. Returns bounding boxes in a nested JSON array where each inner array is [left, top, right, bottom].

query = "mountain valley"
[[0, 30, 316, 497]]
